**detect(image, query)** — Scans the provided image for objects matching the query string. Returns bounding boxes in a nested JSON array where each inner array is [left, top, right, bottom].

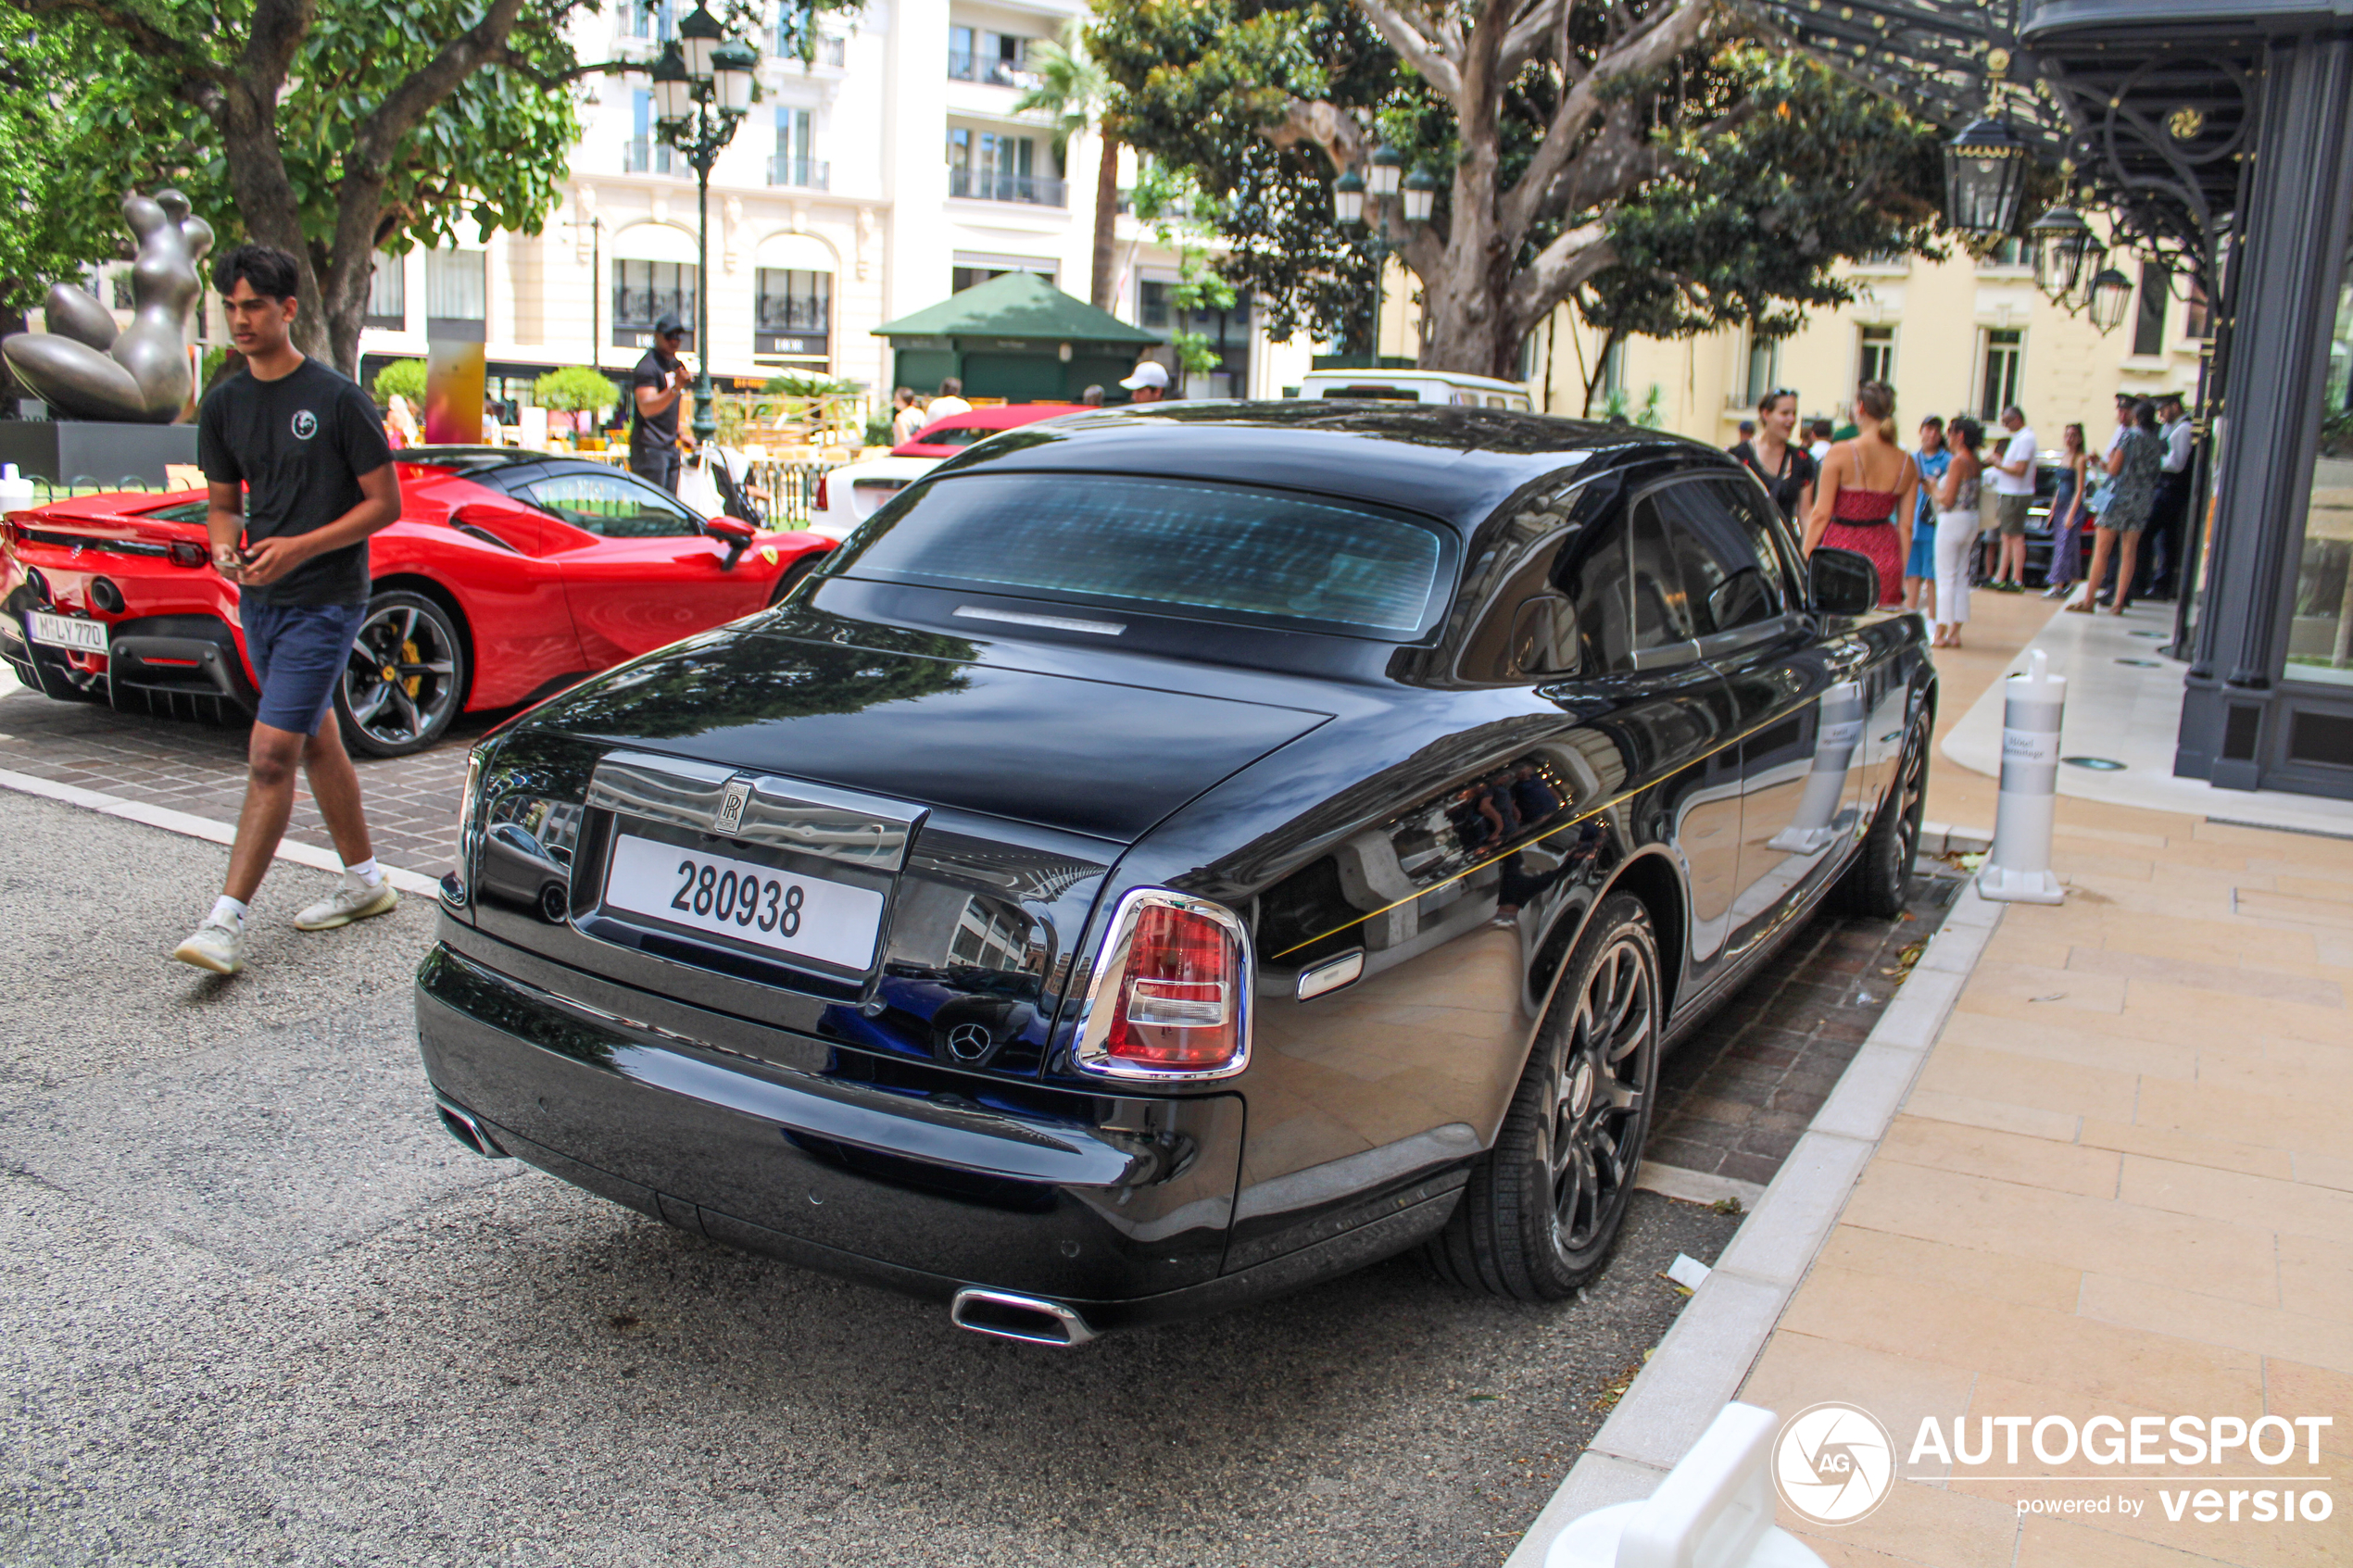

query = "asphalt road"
[[0, 792, 1741, 1567]]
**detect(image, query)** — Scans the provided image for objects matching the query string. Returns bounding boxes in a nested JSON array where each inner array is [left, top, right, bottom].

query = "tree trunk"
[[1090, 132, 1121, 310], [1581, 328, 1623, 416]]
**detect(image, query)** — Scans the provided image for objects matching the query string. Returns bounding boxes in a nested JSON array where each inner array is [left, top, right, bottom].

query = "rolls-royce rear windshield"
[[833, 473, 1450, 637]]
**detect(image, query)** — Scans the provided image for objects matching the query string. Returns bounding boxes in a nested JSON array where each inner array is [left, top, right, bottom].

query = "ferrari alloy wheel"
[[1831, 709, 1930, 919], [334, 590, 468, 759], [1426, 891, 1660, 1300]]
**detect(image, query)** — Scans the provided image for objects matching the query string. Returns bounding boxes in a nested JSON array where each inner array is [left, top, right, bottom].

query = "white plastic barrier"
[[1547, 1403, 1827, 1568], [1977, 649, 2067, 905], [0, 463, 33, 515]]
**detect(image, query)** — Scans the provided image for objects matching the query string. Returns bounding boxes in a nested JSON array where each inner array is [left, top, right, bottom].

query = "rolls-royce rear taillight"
[[1077, 890, 1252, 1080], [815, 472, 829, 511]]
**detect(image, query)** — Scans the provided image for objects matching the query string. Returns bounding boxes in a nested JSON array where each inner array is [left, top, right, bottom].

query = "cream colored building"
[[346, 0, 1310, 419], [1521, 241, 2212, 453]]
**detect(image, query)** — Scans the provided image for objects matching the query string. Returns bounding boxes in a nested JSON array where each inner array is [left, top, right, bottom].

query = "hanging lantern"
[[1369, 143, 1403, 198], [651, 43, 694, 130], [1402, 167, 1439, 226], [2085, 266, 2134, 332], [1943, 113, 2034, 239], [2026, 202, 2095, 299], [711, 37, 760, 115], [1332, 168, 1365, 232], [678, 4, 725, 82]]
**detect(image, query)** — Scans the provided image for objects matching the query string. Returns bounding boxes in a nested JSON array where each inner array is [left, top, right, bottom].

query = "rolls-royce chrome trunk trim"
[[415, 403, 1933, 1345]]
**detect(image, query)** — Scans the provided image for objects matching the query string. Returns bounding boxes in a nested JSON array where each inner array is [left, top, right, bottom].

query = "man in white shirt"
[[2146, 393, 2196, 598], [926, 376, 972, 420], [1986, 405, 2038, 592]]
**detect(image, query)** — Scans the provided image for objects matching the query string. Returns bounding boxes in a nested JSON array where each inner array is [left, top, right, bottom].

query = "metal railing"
[[622, 138, 675, 176], [947, 48, 1022, 84], [766, 156, 830, 190], [948, 168, 1065, 207]]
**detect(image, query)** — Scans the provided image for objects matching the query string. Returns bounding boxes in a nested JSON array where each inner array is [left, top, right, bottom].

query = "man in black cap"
[[629, 312, 695, 493]]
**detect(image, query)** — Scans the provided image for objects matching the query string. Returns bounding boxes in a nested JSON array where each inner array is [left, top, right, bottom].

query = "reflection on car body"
[[415, 403, 1934, 1345]]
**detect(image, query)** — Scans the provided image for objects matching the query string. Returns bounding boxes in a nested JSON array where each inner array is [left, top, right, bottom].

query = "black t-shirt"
[[1730, 440, 1818, 523], [196, 358, 391, 608], [630, 348, 681, 450]]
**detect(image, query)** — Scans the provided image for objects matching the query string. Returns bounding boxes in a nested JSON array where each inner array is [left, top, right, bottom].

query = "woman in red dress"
[[1804, 381, 1919, 608]]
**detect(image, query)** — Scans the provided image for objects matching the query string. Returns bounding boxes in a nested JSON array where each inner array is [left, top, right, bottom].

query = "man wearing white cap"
[[1120, 361, 1170, 403]]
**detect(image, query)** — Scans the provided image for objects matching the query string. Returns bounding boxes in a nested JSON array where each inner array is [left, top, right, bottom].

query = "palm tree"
[[1014, 25, 1119, 311]]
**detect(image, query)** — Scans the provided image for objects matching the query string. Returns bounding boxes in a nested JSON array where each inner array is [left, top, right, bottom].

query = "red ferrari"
[[0, 447, 832, 756]]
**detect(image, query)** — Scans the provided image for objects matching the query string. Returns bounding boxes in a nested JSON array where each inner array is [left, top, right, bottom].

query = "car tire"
[[333, 589, 469, 759], [768, 548, 824, 607], [1828, 708, 1930, 919], [1426, 891, 1661, 1301]]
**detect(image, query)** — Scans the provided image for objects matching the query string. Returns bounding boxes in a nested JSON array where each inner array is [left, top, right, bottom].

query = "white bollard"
[[1547, 1403, 1828, 1568], [1977, 649, 2067, 905], [0, 462, 33, 517]]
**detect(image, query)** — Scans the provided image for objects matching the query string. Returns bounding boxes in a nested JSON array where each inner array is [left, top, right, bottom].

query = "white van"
[[1295, 368, 1534, 411]]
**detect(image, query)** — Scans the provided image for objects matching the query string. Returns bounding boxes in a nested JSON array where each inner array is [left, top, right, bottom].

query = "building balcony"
[[948, 49, 1023, 85], [622, 138, 676, 176], [949, 168, 1065, 207], [767, 156, 830, 191]]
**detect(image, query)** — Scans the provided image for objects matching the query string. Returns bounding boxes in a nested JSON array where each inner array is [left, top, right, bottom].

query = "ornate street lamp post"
[[653, 6, 759, 446], [2084, 265, 2135, 333], [1334, 145, 1430, 364]]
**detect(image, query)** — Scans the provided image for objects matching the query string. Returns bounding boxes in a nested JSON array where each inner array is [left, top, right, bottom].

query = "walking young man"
[[628, 312, 694, 494], [1986, 404, 2039, 591], [172, 245, 403, 974]]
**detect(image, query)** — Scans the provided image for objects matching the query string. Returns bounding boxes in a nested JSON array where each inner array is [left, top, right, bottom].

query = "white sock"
[[344, 858, 384, 888], [209, 895, 249, 931]]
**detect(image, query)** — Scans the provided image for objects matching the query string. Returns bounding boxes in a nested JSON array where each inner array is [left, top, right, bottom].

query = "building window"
[[954, 263, 1052, 293], [948, 25, 974, 80], [1979, 238, 2027, 269], [2133, 263, 2171, 358], [612, 259, 696, 347], [1858, 325, 1894, 386], [1139, 280, 1171, 330], [1980, 329, 2023, 420], [770, 107, 825, 188], [424, 250, 485, 334], [621, 0, 673, 41], [2185, 278, 2215, 341], [628, 89, 674, 175], [1742, 333, 1776, 408], [755, 267, 830, 358], [2284, 245, 2353, 689], [947, 127, 1061, 205], [365, 250, 406, 329]]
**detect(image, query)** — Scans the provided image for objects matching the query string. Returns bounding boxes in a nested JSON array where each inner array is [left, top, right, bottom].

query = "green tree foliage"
[[8, 0, 846, 378], [534, 365, 622, 412], [1091, 0, 1943, 379], [1013, 24, 1122, 311], [370, 358, 427, 408]]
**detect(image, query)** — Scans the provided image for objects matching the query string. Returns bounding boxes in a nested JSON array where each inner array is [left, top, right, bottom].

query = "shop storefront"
[[1763, 0, 2353, 799]]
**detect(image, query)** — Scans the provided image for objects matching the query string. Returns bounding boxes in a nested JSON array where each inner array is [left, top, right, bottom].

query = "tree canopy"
[[1092, 0, 1944, 378]]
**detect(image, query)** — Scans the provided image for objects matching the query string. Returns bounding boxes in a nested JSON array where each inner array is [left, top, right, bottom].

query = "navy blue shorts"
[[244, 600, 365, 735]]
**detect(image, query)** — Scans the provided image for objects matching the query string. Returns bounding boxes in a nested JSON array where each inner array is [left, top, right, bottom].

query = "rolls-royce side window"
[[1557, 511, 1637, 673], [1654, 481, 1783, 637], [836, 472, 1451, 637], [1708, 478, 1805, 615], [1625, 492, 1696, 649]]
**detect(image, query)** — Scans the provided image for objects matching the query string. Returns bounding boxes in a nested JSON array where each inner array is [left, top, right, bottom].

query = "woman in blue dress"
[[2043, 422, 2089, 598], [1905, 415, 1949, 619]]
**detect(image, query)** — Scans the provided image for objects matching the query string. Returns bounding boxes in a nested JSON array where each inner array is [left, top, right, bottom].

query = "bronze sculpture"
[[3, 190, 214, 423]]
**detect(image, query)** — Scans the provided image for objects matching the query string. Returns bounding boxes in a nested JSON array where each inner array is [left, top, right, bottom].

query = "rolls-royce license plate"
[[604, 831, 883, 972], [27, 611, 107, 652]]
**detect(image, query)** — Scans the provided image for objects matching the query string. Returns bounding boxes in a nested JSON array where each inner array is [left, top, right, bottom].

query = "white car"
[[1296, 368, 1534, 410], [805, 403, 1081, 539]]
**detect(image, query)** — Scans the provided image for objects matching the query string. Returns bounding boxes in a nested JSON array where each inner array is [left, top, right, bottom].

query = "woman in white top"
[[1931, 417, 1985, 649]]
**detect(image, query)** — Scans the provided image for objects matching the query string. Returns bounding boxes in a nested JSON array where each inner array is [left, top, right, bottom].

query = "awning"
[[872, 270, 1156, 345]]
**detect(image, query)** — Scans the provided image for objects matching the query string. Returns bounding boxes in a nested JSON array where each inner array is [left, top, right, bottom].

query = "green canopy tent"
[[873, 272, 1160, 402]]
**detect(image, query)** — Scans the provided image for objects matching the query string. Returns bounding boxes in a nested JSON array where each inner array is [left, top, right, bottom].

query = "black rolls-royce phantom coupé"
[[416, 403, 1933, 1345]]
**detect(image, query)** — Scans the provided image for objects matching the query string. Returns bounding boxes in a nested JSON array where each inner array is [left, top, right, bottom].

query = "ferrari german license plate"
[[27, 611, 107, 652], [604, 831, 884, 972]]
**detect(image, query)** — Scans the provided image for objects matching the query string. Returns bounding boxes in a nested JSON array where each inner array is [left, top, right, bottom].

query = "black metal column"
[[2175, 33, 2353, 791]]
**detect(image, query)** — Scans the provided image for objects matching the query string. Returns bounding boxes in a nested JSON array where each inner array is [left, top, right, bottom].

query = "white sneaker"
[[172, 919, 245, 974], [293, 878, 400, 932]]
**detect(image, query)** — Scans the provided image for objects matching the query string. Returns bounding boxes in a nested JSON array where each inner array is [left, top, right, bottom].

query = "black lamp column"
[[654, 6, 759, 446], [1333, 144, 1433, 364]]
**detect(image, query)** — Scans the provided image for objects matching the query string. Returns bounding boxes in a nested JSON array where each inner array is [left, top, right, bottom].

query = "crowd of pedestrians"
[[1731, 383, 2200, 638]]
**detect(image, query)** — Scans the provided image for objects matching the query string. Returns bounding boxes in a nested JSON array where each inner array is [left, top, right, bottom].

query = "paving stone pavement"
[[1649, 872, 1960, 1189], [0, 668, 483, 878]]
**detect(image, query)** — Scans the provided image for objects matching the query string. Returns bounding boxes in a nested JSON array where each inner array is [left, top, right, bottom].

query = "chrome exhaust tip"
[[434, 1097, 511, 1160], [949, 1287, 1097, 1348]]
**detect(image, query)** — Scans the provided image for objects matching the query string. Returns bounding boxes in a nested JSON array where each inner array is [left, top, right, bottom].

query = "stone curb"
[[0, 766, 442, 897], [1501, 881, 2006, 1567]]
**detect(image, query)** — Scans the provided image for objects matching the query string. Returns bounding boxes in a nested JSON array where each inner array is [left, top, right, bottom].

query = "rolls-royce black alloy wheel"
[[334, 589, 468, 759], [1428, 890, 1661, 1300], [1831, 709, 1931, 919]]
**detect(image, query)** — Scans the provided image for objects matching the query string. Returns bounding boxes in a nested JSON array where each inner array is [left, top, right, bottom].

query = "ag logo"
[[1774, 1402, 1894, 1525], [713, 778, 751, 836], [291, 409, 319, 440]]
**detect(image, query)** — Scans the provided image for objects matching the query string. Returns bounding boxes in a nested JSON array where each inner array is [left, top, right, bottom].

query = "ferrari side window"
[[525, 472, 702, 538]]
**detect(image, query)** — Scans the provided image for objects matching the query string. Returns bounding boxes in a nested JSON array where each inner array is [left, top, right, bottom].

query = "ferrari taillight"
[[167, 539, 207, 568], [1083, 893, 1250, 1077]]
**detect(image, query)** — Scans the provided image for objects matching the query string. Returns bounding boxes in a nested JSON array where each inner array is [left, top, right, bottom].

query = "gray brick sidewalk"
[[0, 673, 477, 877]]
